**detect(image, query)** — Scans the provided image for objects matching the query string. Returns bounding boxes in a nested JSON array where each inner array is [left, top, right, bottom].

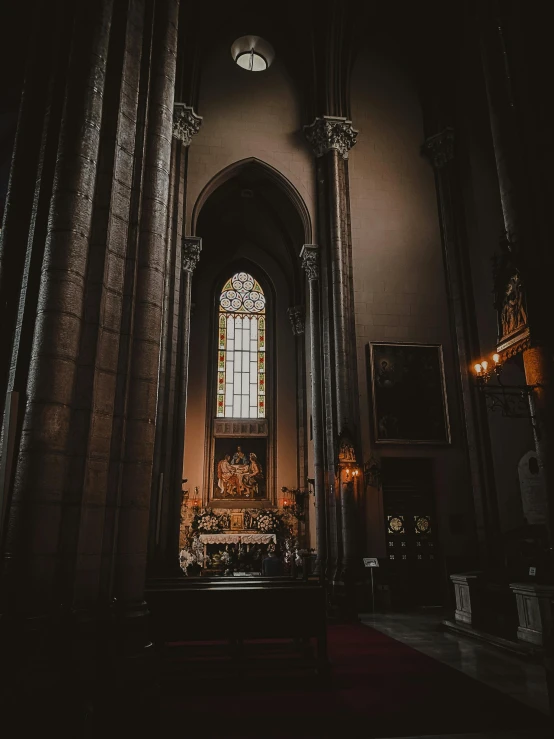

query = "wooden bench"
[[145, 578, 328, 674]]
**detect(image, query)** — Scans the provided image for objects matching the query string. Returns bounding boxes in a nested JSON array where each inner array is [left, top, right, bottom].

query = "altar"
[[199, 533, 276, 545], [199, 532, 276, 574]]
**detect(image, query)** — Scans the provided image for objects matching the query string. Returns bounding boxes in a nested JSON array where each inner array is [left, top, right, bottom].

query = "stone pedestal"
[[450, 573, 480, 625], [510, 582, 554, 646]]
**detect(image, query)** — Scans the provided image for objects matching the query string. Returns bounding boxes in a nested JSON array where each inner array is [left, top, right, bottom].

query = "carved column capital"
[[303, 116, 358, 159], [421, 127, 455, 169], [300, 244, 320, 281], [173, 103, 203, 145], [182, 237, 202, 273], [287, 305, 305, 336]]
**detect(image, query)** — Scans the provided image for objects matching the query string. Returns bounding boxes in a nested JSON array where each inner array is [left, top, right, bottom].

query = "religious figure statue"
[[338, 433, 356, 464], [500, 275, 527, 338]]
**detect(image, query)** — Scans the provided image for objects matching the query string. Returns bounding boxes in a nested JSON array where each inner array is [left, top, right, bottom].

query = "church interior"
[[0, 1, 553, 737]]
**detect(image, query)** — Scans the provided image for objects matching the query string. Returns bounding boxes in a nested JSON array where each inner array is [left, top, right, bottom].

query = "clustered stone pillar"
[[304, 117, 359, 591], [480, 9, 554, 719], [287, 305, 308, 516], [422, 127, 501, 566], [0, 0, 181, 644], [479, 10, 554, 550], [301, 245, 326, 580], [113, 0, 180, 629], [148, 103, 202, 575], [287, 304, 309, 511], [1, 0, 115, 615], [171, 237, 202, 558]]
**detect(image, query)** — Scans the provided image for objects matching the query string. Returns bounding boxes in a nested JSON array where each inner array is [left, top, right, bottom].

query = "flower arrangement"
[[179, 549, 198, 569], [219, 550, 231, 566], [179, 548, 203, 575], [255, 510, 282, 533], [192, 507, 223, 534]]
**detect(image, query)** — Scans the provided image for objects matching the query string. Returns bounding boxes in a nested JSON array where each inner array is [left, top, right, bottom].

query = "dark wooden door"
[[382, 458, 441, 608]]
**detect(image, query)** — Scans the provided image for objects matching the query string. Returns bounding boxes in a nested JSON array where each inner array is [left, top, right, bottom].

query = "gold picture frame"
[[369, 342, 451, 445]]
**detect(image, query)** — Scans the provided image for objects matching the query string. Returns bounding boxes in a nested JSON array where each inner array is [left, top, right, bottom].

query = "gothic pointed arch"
[[191, 157, 312, 245]]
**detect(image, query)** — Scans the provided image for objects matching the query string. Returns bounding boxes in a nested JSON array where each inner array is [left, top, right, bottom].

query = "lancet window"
[[216, 272, 266, 418]]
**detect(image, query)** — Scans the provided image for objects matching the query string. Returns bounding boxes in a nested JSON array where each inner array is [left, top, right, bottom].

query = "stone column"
[[304, 116, 359, 586], [301, 245, 326, 580], [287, 304, 308, 497], [114, 0, 179, 628], [422, 128, 501, 566], [480, 12, 554, 550], [169, 236, 202, 566], [480, 13, 554, 719], [149, 103, 202, 574], [1, 1, 114, 615], [0, 5, 66, 423]]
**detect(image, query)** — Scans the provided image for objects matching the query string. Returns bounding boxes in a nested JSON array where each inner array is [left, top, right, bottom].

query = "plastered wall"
[[349, 40, 476, 561], [186, 39, 316, 235], [183, 41, 315, 513]]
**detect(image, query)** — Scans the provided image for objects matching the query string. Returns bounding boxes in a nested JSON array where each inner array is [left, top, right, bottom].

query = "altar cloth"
[[199, 533, 276, 545]]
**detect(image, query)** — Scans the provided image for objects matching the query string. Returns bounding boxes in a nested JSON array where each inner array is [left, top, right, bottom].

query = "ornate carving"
[[287, 305, 305, 335], [421, 127, 455, 169], [173, 103, 203, 145], [303, 116, 358, 159], [182, 237, 202, 273], [213, 419, 268, 437], [300, 244, 319, 281]]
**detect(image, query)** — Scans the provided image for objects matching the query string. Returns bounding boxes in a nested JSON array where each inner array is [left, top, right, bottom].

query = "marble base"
[[450, 572, 480, 625], [510, 582, 554, 646]]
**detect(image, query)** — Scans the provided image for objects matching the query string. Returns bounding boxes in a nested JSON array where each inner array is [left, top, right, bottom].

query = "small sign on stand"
[[363, 558, 379, 612], [529, 566, 537, 577]]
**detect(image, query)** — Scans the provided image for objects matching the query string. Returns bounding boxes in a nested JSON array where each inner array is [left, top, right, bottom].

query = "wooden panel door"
[[382, 458, 441, 608]]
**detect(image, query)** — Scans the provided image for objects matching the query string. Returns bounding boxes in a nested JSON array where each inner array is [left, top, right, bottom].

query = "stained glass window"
[[216, 271, 266, 419]]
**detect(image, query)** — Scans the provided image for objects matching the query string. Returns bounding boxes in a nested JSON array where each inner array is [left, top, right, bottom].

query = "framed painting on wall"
[[369, 342, 450, 444], [212, 436, 268, 500]]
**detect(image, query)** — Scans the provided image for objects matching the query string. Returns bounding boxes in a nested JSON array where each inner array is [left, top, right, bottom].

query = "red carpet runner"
[[160, 623, 549, 738]]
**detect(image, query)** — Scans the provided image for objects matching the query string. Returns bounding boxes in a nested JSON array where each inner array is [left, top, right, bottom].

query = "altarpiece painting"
[[369, 342, 450, 444], [213, 436, 267, 500]]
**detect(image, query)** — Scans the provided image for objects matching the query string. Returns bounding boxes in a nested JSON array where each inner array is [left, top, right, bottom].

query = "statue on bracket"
[[500, 274, 527, 339], [338, 430, 356, 465], [493, 232, 528, 344]]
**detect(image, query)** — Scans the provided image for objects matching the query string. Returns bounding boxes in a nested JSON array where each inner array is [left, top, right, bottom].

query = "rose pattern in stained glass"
[[219, 272, 266, 314], [216, 272, 266, 419]]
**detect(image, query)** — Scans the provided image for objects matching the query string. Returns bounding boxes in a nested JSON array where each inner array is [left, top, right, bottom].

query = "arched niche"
[[184, 158, 309, 511]]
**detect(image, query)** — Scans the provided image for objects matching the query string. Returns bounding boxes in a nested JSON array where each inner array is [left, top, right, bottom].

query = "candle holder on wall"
[[281, 486, 307, 522], [472, 353, 539, 420]]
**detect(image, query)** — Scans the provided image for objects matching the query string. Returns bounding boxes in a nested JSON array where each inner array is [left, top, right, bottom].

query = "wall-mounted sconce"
[[472, 352, 539, 420], [281, 486, 306, 521]]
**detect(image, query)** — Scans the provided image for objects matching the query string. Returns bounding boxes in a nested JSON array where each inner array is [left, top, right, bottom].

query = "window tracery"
[[216, 272, 266, 418]]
